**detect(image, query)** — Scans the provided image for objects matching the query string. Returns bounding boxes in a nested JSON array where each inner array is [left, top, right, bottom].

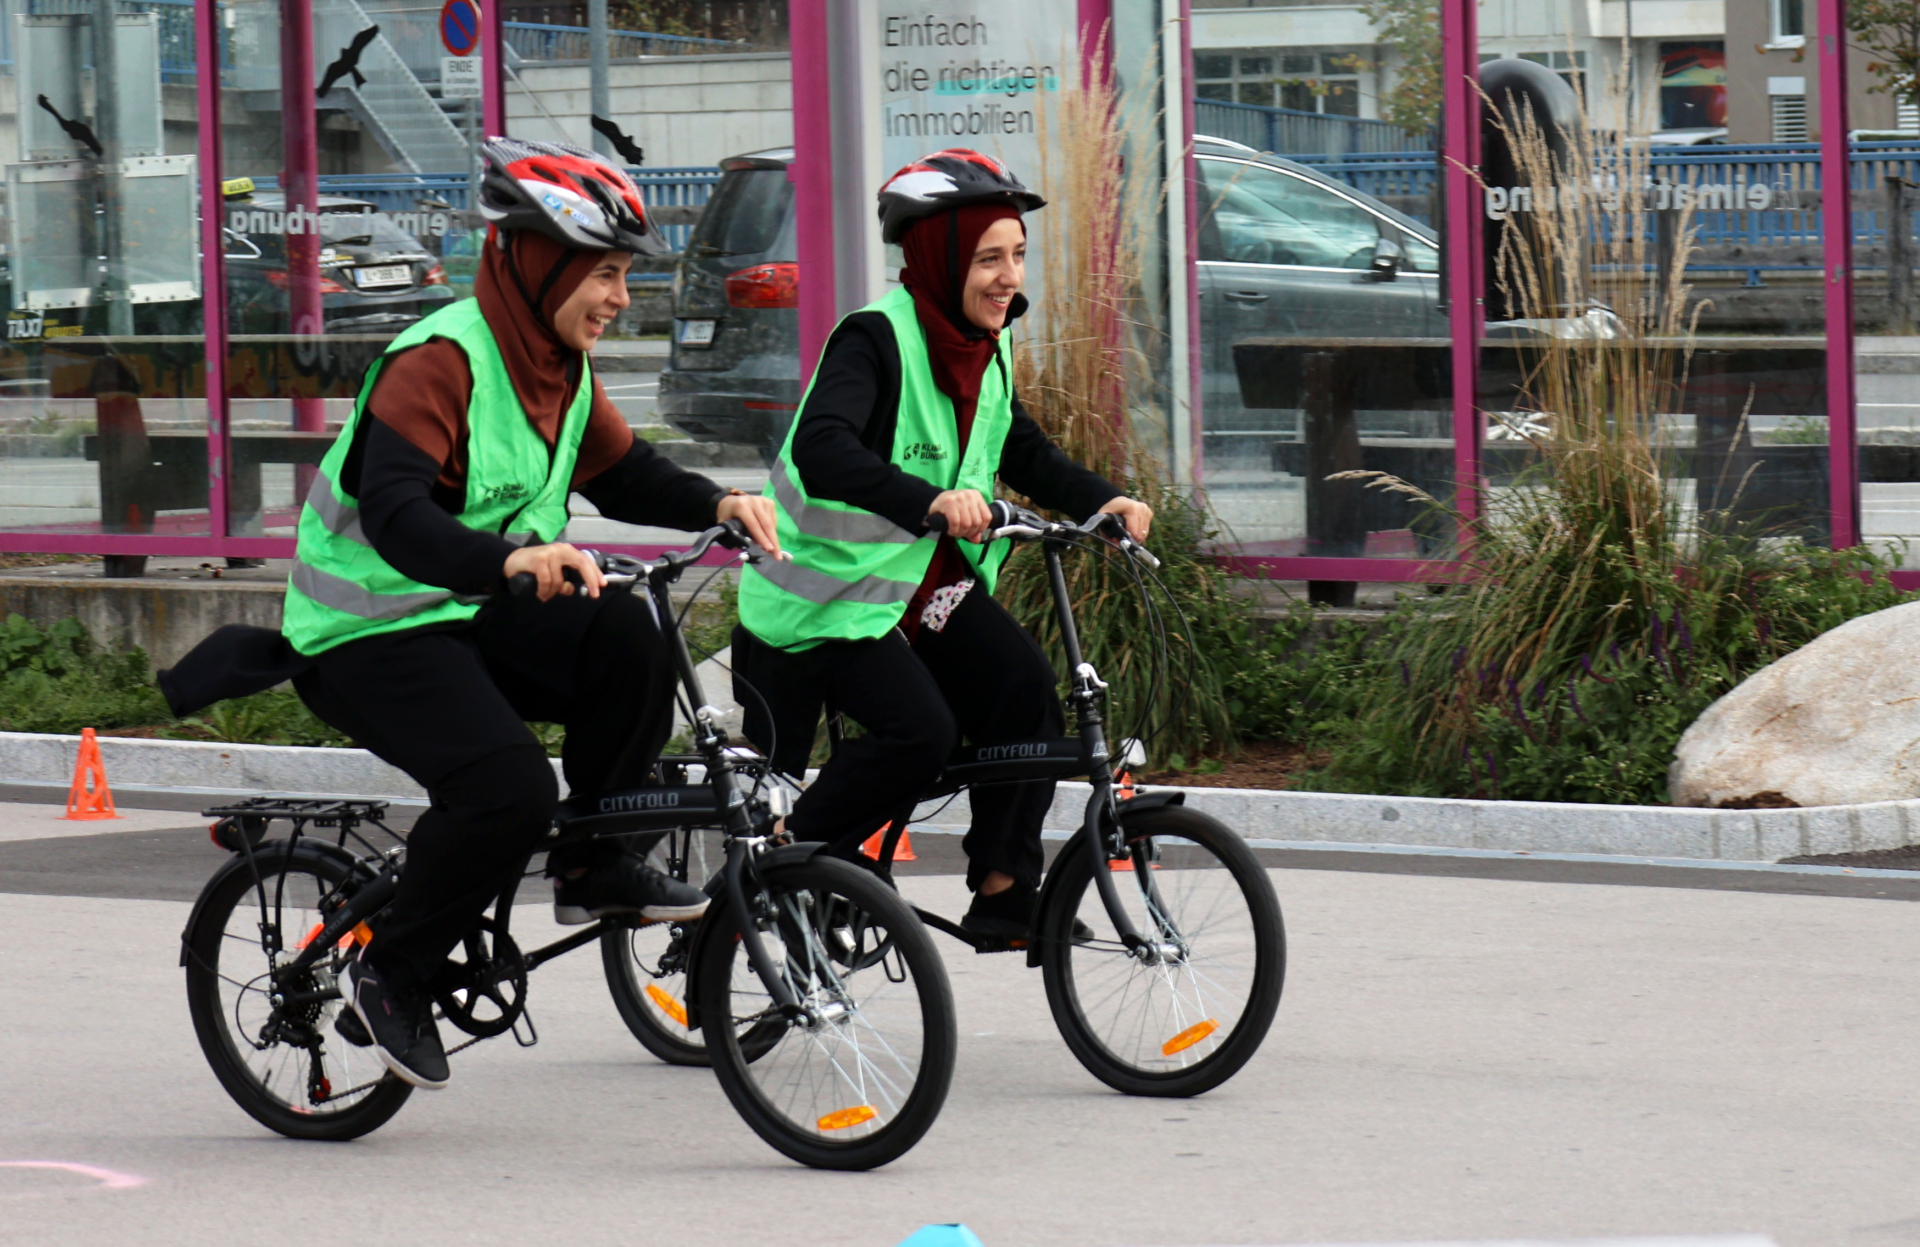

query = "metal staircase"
[[311, 0, 470, 174]]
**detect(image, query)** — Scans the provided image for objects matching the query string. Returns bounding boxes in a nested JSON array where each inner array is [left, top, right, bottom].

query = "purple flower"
[[1400, 660, 1412, 687], [1676, 614, 1694, 652], [1580, 652, 1596, 678], [1566, 678, 1589, 723], [1650, 613, 1666, 657]]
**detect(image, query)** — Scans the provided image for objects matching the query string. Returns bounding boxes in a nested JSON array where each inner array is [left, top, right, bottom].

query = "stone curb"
[[6, 732, 1915, 862]]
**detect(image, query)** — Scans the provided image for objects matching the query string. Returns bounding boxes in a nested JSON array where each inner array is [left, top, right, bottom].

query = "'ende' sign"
[[877, 3, 1073, 188]]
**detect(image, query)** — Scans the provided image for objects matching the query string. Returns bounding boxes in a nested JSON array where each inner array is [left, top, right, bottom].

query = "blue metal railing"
[[251, 166, 724, 254], [1196, 98, 1434, 157], [502, 20, 738, 61]]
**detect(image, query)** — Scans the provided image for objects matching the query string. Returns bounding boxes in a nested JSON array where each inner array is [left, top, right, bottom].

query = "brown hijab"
[[898, 203, 1023, 438], [476, 226, 608, 440]]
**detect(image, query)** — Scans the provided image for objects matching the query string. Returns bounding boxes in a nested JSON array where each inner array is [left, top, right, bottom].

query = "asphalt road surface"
[[1, 799, 1915, 1247]]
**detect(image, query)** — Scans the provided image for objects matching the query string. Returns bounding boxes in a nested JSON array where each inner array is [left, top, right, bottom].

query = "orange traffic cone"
[[64, 728, 120, 821], [860, 820, 917, 862]]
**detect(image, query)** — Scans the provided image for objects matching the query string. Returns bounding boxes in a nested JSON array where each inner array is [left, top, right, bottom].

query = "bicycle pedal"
[[512, 1009, 539, 1048], [972, 938, 1028, 955]]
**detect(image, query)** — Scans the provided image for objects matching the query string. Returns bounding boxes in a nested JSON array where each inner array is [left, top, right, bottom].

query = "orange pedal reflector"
[[645, 984, 689, 1027], [352, 922, 374, 947], [1161, 1019, 1219, 1057], [860, 821, 917, 862], [817, 1105, 877, 1132], [63, 728, 120, 821], [299, 921, 374, 952]]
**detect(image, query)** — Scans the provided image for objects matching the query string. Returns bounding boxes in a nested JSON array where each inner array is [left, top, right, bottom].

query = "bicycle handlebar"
[[505, 520, 760, 600]]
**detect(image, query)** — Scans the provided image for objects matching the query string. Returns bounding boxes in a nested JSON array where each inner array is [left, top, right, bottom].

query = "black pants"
[[782, 590, 1063, 893], [294, 588, 674, 989]]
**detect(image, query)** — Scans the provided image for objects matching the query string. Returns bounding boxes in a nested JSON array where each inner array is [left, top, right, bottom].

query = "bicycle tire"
[[184, 842, 412, 1141], [1039, 805, 1284, 1097], [694, 854, 955, 1170], [601, 919, 709, 1066]]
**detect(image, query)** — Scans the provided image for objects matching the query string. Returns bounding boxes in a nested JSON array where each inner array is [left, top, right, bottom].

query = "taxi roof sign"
[[222, 176, 256, 200]]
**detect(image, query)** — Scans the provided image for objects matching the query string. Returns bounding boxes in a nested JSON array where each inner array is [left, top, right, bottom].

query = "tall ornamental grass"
[[1308, 60, 1909, 803]]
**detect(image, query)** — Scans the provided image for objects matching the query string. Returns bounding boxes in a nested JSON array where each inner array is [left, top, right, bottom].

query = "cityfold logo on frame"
[[1484, 179, 1785, 219], [227, 205, 458, 239]]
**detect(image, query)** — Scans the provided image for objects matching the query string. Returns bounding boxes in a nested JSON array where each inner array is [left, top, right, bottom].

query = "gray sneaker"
[[552, 856, 710, 925]]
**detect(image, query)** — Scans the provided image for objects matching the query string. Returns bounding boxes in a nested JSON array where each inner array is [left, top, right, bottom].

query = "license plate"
[[678, 319, 716, 346], [353, 264, 412, 289]]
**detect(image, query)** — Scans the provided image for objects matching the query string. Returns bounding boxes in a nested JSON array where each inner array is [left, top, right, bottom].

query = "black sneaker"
[[334, 1006, 372, 1048], [338, 955, 450, 1090], [552, 856, 711, 926], [960, 884, 1097, 944]]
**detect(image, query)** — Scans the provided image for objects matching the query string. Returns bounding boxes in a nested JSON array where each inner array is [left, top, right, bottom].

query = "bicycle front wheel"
[[1039, 804, 1284, 1097], [183, 843, 412, 1140], [694, 854, 955, 1171]]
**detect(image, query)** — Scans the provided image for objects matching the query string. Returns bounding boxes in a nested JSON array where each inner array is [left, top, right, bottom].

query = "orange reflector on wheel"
[[298, 921, 373, 952], [645, 984, 689, 1027], [817, 1105, 877, 1131], [1161, 1019, 1218, 1056]]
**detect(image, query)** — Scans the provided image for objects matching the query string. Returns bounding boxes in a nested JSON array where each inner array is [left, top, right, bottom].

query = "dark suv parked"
[[657, 148, 799, 462]]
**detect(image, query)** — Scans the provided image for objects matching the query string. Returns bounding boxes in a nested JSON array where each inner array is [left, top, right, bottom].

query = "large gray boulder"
[[1670, 599, 1920, 807]]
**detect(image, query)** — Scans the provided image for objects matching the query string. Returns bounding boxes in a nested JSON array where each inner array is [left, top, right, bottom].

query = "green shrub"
[[0, 615, 169, 733]]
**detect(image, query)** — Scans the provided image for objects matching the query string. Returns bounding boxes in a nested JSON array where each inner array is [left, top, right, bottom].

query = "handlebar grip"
[[506, 565, 586, 599], [988, 499, 1017, 529], [923, 512, 949, 535]]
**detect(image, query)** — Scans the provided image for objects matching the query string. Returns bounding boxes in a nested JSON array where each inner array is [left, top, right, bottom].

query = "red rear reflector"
[[725, 262, 799, 309]]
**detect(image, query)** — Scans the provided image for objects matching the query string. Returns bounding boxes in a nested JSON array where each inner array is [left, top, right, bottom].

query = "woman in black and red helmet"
[[281, 138, 781, 1089], [733, 149, 1151, 942]]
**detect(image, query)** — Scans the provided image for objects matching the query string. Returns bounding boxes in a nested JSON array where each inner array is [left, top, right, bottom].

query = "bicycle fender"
[[177, 837, 367, 967], [1022, 792, 1187, 968], [680, 840, 830, 1031]]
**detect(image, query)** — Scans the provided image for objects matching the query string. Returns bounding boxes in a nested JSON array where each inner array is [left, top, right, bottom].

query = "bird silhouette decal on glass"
[[591, 116, 646, 166], [318, 26, 381, 96], [37, 95, 102, 156]]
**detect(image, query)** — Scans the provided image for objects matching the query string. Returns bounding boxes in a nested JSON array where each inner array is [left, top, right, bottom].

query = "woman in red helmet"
[[277, 138, 780, 1089], [734, 149, 1151, 942]]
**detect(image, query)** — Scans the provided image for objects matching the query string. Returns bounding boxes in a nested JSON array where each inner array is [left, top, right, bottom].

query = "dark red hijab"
[[899, 203, 1023, 433], [476, 226, 607, 439]]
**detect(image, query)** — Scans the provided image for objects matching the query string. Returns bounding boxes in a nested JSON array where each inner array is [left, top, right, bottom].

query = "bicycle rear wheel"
[[694, 854, 955, 1170], [602, 831, 717, 1066], [183, 843, 412, 1140], [1039, 805, 1284, 1097]]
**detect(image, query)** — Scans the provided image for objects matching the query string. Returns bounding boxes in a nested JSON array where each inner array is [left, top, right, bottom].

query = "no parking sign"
[[439, 0, 479, 56]]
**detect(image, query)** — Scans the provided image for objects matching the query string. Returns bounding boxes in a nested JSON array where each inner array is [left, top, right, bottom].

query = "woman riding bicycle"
[[734, 148, 1151, 942], [261, 138, 780, 1090]]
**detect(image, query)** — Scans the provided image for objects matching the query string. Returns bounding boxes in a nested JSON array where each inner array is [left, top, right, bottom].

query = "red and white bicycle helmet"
[[478, 136, 665, 254], [876, 148, 1046, 244]]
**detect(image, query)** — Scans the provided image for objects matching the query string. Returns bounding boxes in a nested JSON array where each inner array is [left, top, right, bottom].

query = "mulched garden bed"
[[1780, 844, 1920, 872], [1144, 741, 1327, 790]]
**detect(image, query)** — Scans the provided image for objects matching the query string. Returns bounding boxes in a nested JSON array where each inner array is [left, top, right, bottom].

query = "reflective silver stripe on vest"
[[770, 460, 916, 546], [752, 554, 919, 606], [290, 559, 455, 621], [305, 470, 369, 546]]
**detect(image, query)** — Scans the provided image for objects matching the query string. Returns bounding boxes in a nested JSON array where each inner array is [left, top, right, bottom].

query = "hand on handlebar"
[[717, 492, 785, 560], [504, 542, 604, 601], [927, 489, 993, 543], [1096, 496, 1153, 543]]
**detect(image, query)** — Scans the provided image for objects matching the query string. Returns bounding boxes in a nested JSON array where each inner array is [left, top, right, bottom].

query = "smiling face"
[[961, 216, 1026, 332], [551, 251, 633, 350]]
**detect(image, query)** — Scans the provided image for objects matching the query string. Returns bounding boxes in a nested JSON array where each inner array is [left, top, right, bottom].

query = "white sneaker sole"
[[552, 898, 711, 926], [340, 964, 450, 1092]]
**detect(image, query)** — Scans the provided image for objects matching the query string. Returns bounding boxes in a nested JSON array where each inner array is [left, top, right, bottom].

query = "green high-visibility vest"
[[739, 286, 1013, 650], [282, 298, 592, 656]]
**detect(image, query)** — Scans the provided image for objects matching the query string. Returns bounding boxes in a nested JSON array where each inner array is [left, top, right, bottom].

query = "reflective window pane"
[[0, 3, 207, 544]]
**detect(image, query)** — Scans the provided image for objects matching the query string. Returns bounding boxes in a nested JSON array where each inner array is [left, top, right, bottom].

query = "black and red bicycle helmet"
[[876, 148, 1046, 244], [478, 136, 665, 254]]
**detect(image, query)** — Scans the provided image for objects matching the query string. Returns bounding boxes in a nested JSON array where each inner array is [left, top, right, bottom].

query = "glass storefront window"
[[0, 2, 206, 548]]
